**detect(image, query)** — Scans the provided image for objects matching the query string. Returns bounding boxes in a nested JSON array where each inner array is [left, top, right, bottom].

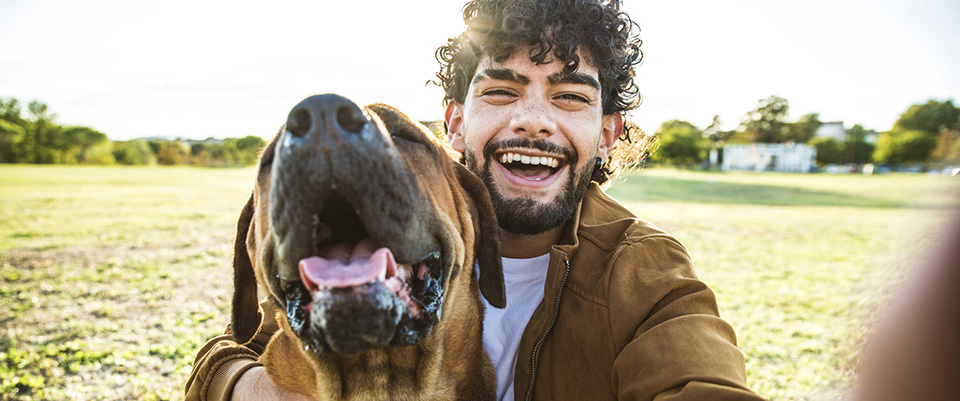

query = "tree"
[[650, 120, 705, 165], [704, 115, 734, 167], [931, 131, 960, 163], [739, 95, 790, 143], [61, 126, 110, 164], [892, 99, 960, 136], [0, 96, 267, 166], [873, 130, 937, 165], [786, 113, 822, 143], [0, 118, 25, 163], [150, 140, 189, 165], [113, 140, 156, 165], [704, 115, 734, 147], [809, 137, 845, 165], [235, 135, 266, 165], [26, 100, 64, 163], [82, 141, 116, 165], [0, 98, 26, 126], [846, 125, 876, 164]]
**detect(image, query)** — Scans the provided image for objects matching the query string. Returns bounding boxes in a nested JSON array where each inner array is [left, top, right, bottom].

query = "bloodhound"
[[230, 94, 505, 401]]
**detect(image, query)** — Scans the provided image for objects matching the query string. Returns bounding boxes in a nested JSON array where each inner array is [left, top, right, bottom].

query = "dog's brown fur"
[[229, 97, 503, 400]]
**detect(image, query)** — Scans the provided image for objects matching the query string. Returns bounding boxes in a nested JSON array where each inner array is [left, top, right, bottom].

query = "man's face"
[[445, 48, 620, 235]]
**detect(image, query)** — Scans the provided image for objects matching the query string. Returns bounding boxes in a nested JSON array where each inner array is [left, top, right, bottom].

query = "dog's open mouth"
[[279, 194, 444, 356], [299, 240, 427, 318]]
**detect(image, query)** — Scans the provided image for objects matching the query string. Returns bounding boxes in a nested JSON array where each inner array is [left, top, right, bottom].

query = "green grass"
[[1, 165, 958, 400], [607, 168, 959, 400], [0, 165, 253, 400]]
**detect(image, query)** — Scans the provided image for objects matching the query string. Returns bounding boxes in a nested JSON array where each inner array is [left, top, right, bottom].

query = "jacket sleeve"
[[608, 237, 765, 401], [185, 299, 279, 401]]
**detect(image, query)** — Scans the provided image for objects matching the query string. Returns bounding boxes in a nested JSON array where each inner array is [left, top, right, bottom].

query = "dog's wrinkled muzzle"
[[266, 94, 446, 355]]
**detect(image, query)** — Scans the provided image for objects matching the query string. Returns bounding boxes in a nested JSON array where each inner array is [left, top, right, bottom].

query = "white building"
[[719, 143, 816, 173], [815, 122, 846, 141]]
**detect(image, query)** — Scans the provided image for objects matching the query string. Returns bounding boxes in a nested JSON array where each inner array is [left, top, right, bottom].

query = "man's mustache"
[[482, 138, 578, 165]]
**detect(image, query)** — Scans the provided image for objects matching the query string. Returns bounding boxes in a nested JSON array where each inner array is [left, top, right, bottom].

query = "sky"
[[1, 0, 958, 141]]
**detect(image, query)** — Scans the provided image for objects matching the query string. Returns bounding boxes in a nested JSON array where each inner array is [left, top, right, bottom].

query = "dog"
[[230, 94, 506, 400]]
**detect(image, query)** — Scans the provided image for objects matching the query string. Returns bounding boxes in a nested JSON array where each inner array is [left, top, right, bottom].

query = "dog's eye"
[[257, 159, 273, 182], [391, 130, 424, 146]]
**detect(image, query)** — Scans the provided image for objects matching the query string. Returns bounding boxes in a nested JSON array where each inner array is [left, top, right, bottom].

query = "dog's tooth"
[[531, 156, 540, 165], [377, 266, 387, 282]]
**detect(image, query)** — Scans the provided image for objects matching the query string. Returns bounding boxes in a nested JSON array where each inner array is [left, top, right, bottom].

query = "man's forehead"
[[472, 53, 601, 90]]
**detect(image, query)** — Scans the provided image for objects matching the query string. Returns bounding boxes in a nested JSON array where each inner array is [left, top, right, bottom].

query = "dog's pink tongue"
[[299, 240, 396, 291]]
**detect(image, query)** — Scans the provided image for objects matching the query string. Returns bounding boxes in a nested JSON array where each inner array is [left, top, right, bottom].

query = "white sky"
[[1, 0, 958, 140]]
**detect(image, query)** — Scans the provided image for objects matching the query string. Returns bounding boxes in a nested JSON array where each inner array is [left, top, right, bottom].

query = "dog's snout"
[[285, 94, 369, 140]]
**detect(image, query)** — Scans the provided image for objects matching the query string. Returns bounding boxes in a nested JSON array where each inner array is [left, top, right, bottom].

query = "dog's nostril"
[[336, 105, 366, 134], [288, 109, 312, 138]]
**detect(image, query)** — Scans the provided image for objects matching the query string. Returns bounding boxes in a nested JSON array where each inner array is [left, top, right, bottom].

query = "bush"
[[650, 120, 706, 165], [873, 130, 937, 165], [809, 137, 845, 165], [112, 140, 157, 165]]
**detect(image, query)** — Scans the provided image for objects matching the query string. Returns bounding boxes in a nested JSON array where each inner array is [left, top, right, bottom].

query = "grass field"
[[1, 165, 958, 400]]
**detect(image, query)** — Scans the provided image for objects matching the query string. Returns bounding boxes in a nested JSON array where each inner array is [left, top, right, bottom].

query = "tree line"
[[651, 96, 960, 168], [4, 95, 958, 170], [0, 97, 265, 167]]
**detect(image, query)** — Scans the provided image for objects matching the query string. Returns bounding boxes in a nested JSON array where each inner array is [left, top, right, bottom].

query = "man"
[[186, 0, 764, 400]]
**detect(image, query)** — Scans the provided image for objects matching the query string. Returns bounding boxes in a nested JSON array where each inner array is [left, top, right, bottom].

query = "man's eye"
[[482, 89, 516, 97], [556, 93, 589, 103]]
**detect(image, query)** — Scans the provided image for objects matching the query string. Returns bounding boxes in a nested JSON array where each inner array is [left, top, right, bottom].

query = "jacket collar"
[[554, 183, 640, 257]]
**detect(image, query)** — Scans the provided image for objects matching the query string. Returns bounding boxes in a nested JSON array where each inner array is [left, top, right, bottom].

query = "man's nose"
[[509, 98, 557, 138]]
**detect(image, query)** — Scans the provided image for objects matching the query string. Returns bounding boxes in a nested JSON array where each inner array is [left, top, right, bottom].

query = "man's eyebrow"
[[548, 72, 601, 91], [472, 68, 531, 85]]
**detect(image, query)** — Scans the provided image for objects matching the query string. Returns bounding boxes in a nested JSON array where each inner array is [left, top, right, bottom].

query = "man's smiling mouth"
[[498, 152, 561, 168], [496, 150, 565, 181]]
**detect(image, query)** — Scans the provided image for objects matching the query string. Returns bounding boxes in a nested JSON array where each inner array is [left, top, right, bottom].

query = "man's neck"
[[500, 224, 566, 259]]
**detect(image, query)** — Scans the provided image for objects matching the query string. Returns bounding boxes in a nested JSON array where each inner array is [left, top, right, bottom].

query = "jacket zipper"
[[523, 257, 571, 401]]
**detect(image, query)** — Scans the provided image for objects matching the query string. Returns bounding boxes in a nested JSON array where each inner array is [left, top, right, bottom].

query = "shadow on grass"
[[607, 175, 906, 208]]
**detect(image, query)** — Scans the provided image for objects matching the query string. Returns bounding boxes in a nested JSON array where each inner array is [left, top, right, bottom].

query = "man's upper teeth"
[[500, 152, 560, 168]]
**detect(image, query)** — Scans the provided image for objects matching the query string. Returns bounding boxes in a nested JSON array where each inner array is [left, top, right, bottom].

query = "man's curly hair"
[[435, 0, 652, 185]]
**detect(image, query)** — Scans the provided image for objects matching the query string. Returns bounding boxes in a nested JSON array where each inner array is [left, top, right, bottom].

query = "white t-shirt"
[[481, 253, 551, 401]]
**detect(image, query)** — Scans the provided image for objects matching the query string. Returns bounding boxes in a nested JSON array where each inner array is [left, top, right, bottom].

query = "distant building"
[[816, 122, 847, 142], [720, 143, 816, 173]]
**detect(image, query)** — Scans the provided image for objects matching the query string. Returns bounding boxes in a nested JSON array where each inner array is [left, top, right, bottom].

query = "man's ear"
[[598, 112, 623, 160], [445, 102, 465, 153]]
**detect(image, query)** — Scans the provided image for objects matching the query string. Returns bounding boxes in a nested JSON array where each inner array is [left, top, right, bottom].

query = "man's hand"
[[230, 366, 316, 401]]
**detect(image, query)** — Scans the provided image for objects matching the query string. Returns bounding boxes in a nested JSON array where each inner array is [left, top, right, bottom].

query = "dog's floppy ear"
[[231, 193, 262, 344], [454, 163, 506, 308]]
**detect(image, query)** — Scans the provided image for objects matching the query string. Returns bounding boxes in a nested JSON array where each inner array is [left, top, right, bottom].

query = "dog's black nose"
[[286, 94, 368, 139]]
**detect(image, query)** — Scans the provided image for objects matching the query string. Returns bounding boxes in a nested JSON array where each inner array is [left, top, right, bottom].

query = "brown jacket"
[[511, 184, 763, 401], [185, 184, 764, 401]]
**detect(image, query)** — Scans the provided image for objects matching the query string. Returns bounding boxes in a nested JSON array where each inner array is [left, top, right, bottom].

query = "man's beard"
[[464, 139, 595, 236]]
